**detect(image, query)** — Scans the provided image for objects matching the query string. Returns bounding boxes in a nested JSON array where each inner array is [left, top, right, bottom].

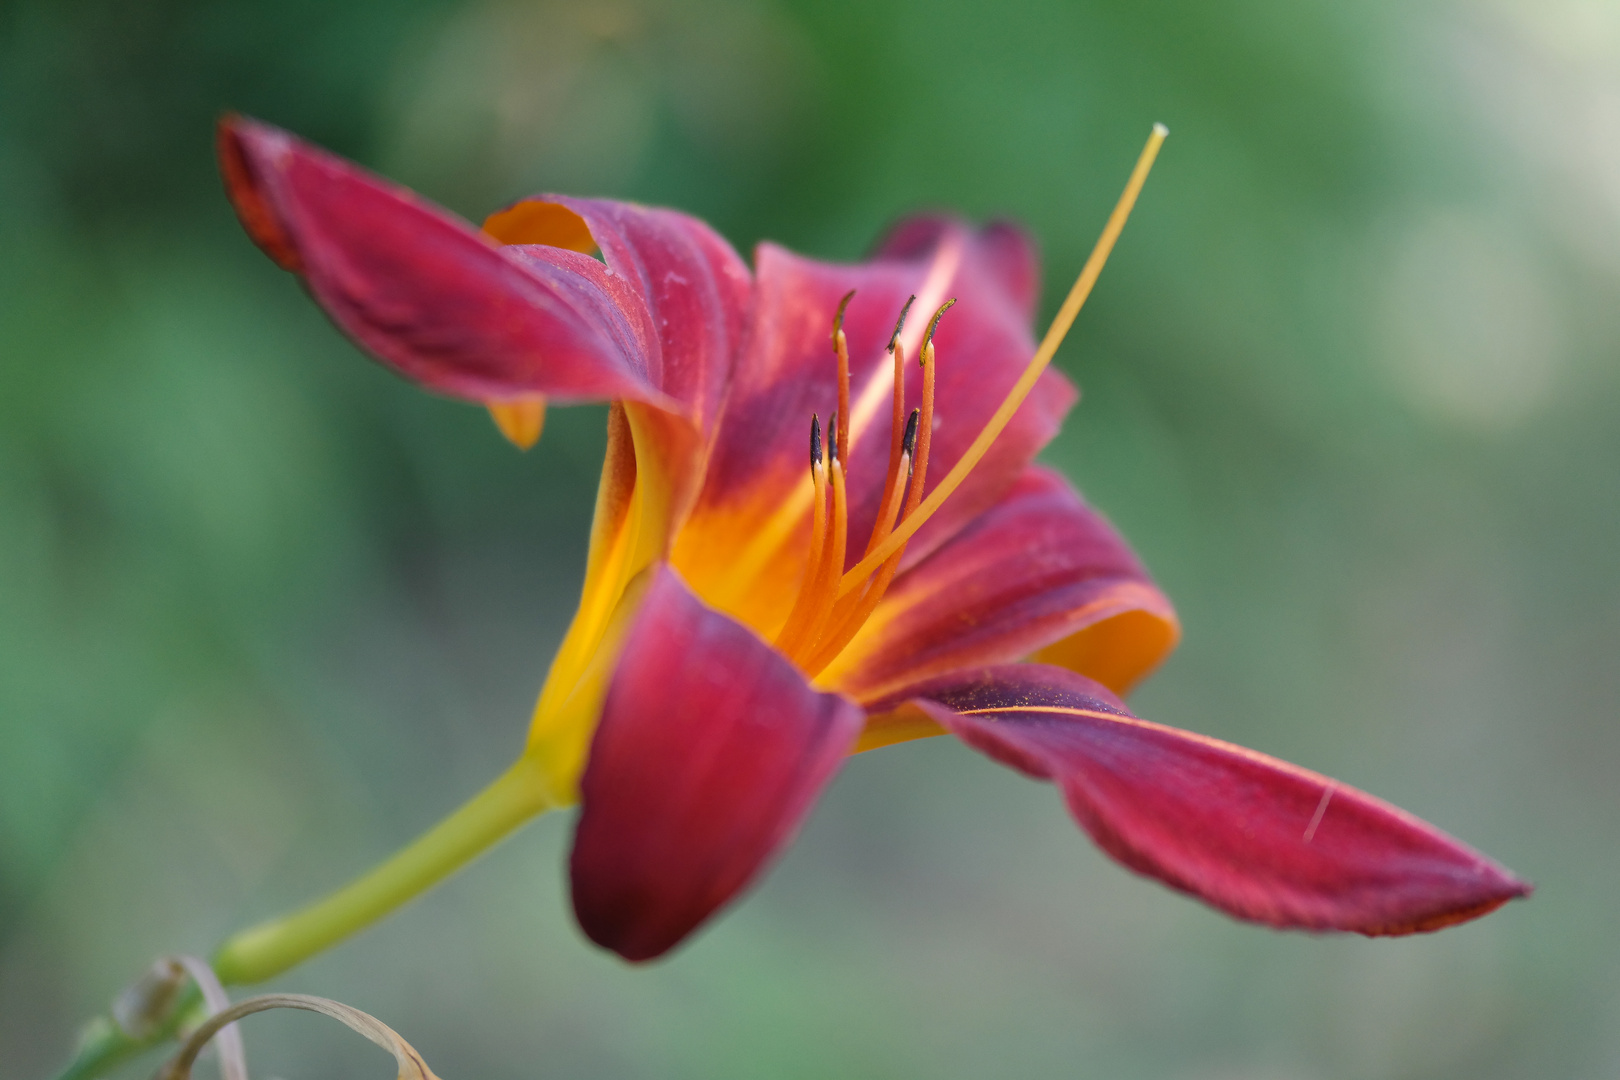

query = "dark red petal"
[[571, 565, 864, 962], [673, 222, 1075, 633], [898, 665, 1531, 935], [822, 466, 1180, 701], [216, 116, 674, 408]]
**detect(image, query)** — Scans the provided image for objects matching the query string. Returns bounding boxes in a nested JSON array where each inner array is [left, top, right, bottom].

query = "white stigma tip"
[[1153, 122, 1169, 137]]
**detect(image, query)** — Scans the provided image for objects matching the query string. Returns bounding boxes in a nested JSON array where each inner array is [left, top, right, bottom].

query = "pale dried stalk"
[[170, 956, 247, 1080], [155, 993, 442, 1080]]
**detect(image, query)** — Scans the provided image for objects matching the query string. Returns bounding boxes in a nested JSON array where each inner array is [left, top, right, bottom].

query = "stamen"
[[806, 441, 907, 664], [804, 326, 940, 674], [862, 408, 915, 555], [833, 290, 855, 464], [922, 298, 956, 358], [711, 247, 959, 607], [806, 296, 951, 668], [835, 124, 1168, 599], [805, 546, 901, 676], [886, 297, 916, 461], [778, 410, 841, 656], [904, 302, 946, 514], [789, 457, 848, 660], [773, 416, 828, 648], [887, 295, 917, 354], [867, 296, 916, 555]]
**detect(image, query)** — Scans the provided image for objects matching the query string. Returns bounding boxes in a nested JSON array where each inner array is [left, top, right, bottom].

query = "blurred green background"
[[3, 0, 1617, 1076]]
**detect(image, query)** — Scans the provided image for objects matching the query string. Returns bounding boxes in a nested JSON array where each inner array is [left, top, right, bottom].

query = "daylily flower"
[[213, 115, 1528, 967]]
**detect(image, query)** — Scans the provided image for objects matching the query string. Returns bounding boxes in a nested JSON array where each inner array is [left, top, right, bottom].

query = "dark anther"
[[827, 411, 839, 462], [921, 298, 957, 362], [901, 408, 920, 460], [832, 289, 856, 343], [886, 295, 918, 354], [810, 413, 822, 469]]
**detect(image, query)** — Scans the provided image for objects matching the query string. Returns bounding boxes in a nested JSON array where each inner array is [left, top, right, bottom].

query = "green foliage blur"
[[3, 0, 1617, 1076]]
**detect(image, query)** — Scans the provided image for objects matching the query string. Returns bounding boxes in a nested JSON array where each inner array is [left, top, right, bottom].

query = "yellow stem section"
[[211, 755, 559, 986], [836, 123, 1168, 598]]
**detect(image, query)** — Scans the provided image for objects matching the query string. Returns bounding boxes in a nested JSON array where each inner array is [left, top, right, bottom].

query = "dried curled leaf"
[[156, 993, 442, 1080], [171, 955, 247, 1080]]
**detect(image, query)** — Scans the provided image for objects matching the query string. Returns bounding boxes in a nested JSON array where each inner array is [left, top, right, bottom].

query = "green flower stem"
[[55, 1017, 162, 1080], [212, 754, 559, 986]]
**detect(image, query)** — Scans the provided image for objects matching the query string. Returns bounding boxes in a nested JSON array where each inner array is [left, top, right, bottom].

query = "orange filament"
[[865, 414, 915, 555], [833, 289, 855, 464], [835, 124, 1168, 599], [799, 296, 923, 662], [867, 298, 915, 555], [866, 350, 908, 557], [812, 438, 910, 654], [775, 417, 829, 648], [805, 545, 902, 676], [803, 327, 940, 675], [794, 457, 848, 656], [887, 297, 916, 464], [905, 335, 938, 517]]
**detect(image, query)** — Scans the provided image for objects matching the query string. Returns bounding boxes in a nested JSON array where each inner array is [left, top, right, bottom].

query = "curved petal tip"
[[217, 113, 302, 272]]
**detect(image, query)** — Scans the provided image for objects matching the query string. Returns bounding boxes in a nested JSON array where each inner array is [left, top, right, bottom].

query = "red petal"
[[873, 215, 1041, 325], [822, 466, 1180, 701], [570, 565, 864, 961], [898, 665, 1531, 935], [216, 116, 676, 408], [673, 221, 1076, 633], [538, 197, 752, 435]]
